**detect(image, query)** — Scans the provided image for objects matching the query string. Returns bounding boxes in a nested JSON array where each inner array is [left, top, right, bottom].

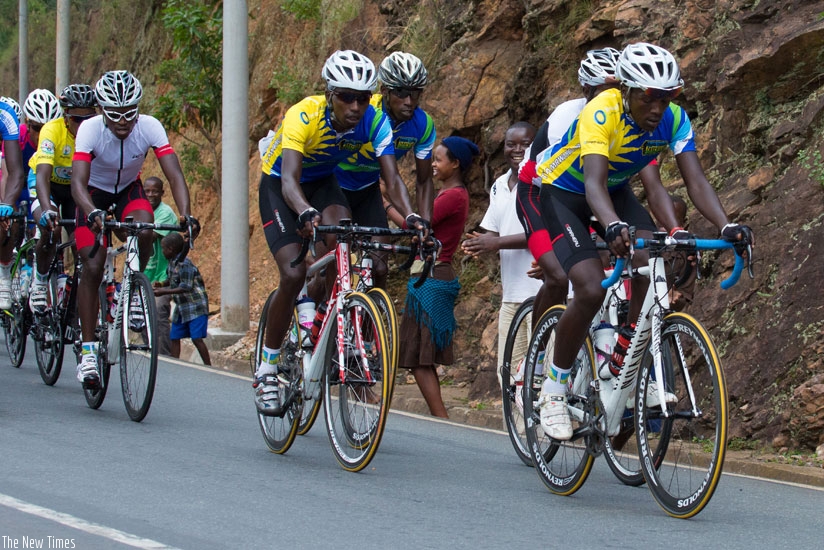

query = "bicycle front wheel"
[[119, 272, 158, 422], [322, 292, 391, 472], [635, 312, 728, 519], [252, 289, 302, 453], [33, 300, 65, 386], [524, 305, 597, 496], [366, 287, 398, 401], [501, 296, 534, 467]]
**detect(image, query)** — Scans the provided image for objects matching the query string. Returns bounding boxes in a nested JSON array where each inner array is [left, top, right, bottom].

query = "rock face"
[[252, 0, 824, 449]]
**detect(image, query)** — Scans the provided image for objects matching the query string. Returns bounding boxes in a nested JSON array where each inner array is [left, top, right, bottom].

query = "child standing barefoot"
[[154, 232, 212, 366], [395, 136, 477, 417]]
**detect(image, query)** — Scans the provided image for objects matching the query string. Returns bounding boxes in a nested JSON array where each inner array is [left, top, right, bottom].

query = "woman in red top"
[[396, 136, 476, 417]]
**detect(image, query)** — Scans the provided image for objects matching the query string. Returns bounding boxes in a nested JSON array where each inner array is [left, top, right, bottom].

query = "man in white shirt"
[[462, 122, 541, 388]]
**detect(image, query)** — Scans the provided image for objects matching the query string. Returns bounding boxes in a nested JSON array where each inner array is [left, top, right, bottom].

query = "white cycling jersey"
[[73, 114, 175, 194]]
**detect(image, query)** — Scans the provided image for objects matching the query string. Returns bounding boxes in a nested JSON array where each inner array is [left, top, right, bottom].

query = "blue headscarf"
[[442, 136, 480, 171]]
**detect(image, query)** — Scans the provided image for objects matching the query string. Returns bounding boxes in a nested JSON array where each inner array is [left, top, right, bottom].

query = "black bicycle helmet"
[[59, 84, 97, 109], [378, 52, 429, 89]]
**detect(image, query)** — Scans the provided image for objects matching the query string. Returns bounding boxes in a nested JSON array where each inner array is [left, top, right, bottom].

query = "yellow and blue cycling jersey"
[[536, 88, 695, 194], [29, 118, 75, 186], [335, 94, 436, 191], [260, 95, 394, 182]]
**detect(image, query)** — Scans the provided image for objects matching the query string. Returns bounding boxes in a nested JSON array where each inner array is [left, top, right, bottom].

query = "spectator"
[[394, 136, 476, 418], [154, 232, 211, 366], [462, 122, 541, 389], [144, 176, 178, 355]]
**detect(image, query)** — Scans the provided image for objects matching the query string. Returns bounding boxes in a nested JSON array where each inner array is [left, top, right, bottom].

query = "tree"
[[155, 0, 223, 193]]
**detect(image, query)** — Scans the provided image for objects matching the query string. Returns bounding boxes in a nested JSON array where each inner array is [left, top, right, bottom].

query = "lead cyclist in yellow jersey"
[[28, 84, 98, 312], [534, 43, 754, 440]]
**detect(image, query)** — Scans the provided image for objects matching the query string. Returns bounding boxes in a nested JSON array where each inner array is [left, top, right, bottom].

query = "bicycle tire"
[[252, 288, 301, 454], [33, 275, 66, 385], [83, 287, 112, 409], [3, 302, 27, 368], [118, 272, 158, 422], [524, 305, 597, 496], [635, 312, 727, 518], [366, 287, 398, 402], [501, 296, 534, 467], [322, 292, 391, 472]]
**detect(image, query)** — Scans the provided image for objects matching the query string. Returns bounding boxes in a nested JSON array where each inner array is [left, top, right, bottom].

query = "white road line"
[[0, 493, 182, 549]]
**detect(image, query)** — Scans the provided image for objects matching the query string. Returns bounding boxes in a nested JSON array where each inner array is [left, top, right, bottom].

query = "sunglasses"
[[28, 123, 43, 132], [643, 87, 683, 101], [390, 88, 422, 101], [68, 113, 96, 123], [102, 107, 139, 123], [332, 91, 372, 105]]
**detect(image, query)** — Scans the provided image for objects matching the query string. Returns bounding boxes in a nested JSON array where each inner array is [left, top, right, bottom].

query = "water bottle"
[[19, 264, 32, 298], [608, 323, 636, 378], [593, 321, 616, 379], [310, 301, 328, 345], [56, 274, 68, 306]]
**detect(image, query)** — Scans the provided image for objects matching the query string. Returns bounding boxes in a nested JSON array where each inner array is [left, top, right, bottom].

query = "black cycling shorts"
[[540, 184, 656, 273], [259, 172, 350, 255], [342, 184, 388, 229]]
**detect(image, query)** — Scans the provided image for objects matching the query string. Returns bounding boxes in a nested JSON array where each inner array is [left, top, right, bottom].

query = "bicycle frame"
[[569, 236, 745, 437], [102, 232, 141, 365]]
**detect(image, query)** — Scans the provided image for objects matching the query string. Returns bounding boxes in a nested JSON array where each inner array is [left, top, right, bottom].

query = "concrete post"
[[55, 0, 70, 92], [218, 0, 250, 338], [18, 0, 28, 103]]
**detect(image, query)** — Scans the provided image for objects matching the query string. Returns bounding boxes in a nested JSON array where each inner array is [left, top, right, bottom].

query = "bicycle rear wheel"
[[602, 343, 673, 486], [501, 297, 534, 466], [252, 289, 301, 453], [635, 312, 727, 518], [84, 287, 111, 409], [524, 305, 597, 495], [322, 292, 390, 472], [119, 272, 158, 422], [4, 270, 28, 367], [33, 276, 65, 385]]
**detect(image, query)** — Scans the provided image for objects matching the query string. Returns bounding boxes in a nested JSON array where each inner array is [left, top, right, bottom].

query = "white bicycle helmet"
[[616, 43, 684, 91], [24, 89, 63, 124], [378, 52, 429, 89], [94, 70, 143, 107], [0, 96, 22, 121], [578, 47, 620, 87], [322, 50, 377, 92]]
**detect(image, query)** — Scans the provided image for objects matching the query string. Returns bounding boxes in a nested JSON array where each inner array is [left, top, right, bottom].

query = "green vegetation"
[[280, 0, 322, 21], [728, 437, 760, 451], [155, 0, 222, 193], [797, 147, 824, 189]]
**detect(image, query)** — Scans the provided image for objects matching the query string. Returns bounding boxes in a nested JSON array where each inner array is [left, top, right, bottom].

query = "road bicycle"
[[82, 216, 187, 421], [521, 231, 751, 518], [29, 221, 79, 385], [253, 220, 429, 471], [1, 211, 35, 368]]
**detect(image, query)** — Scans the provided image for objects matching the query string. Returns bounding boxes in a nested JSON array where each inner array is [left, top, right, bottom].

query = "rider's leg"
[[531, 248, 567, 327]]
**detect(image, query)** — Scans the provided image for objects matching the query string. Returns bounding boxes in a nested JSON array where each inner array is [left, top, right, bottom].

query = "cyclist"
[[535, 42, 753, 440], [255, 50, 429, 414], [0, 98, 26, 310], [516, 48, 625, 330], [335, 51, 435, 287], [71, 70, 196, 388], [0, 96, 21, 195], [28, 84, 98, 312]]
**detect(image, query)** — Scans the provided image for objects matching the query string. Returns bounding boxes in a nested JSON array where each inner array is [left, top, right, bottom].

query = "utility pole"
[[56, 0, 70, 92], [217, 0, 250, 338], [18, 0, 28, 103]]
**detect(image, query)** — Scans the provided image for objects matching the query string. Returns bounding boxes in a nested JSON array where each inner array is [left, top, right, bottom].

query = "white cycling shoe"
[[538, 392, 573, 441]]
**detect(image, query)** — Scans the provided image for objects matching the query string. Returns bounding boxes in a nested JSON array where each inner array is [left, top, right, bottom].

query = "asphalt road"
[[1, 341, 822, 549]]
